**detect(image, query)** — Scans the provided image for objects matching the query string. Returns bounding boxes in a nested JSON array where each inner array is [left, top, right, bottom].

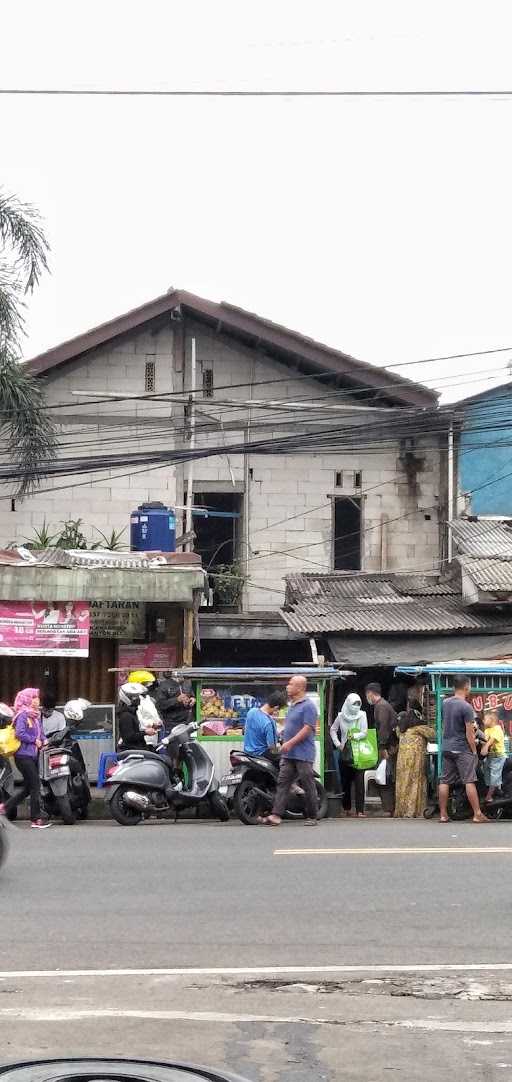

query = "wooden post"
[[183, 609, 194, 666]]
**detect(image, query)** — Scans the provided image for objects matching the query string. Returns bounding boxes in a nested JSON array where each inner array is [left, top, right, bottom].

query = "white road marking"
[[2, 963, 512, 979], [274, 846, 512, 856], [1, 1007, 512, 1033]]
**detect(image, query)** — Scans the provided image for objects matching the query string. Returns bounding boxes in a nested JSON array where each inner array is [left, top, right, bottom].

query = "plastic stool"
[[97, 751, 118, 788], [364, 769, 380, 806]]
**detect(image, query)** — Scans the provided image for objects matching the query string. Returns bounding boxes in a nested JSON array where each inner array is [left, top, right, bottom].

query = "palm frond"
[[0, 348, 56, 494], [0, 191, 49, 295]]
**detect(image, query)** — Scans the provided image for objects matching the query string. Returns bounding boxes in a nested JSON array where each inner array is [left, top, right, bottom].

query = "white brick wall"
[[0, 317, 442, 609]]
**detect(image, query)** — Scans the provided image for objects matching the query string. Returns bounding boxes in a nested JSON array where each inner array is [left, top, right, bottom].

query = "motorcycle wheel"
[[57, 794, 76, 826], [312, 782, 328, 821], [285, 780, 328, 821], [208, 791, 230, 823], [447, 797, 471, 821], [109, 785, 144, 826], [234, 778, 268, 825], [423, 803, 438, 819], [0, 820, 8, 871]]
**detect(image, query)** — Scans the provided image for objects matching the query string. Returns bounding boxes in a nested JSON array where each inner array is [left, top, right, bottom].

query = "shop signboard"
[[468, 689, 512, 735], [117, 642, 177, 684], [0, 601, 89, 657], [90, 600, 145, 640]]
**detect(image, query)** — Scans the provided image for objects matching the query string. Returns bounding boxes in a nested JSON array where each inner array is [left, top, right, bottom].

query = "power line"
[[3, 88, 512, 98]]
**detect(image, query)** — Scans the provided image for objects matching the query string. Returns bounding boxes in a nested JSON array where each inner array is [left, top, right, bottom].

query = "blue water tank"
[[130, 502, 176, 552]]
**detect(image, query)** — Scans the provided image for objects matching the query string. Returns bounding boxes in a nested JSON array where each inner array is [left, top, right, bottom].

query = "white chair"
[[364, 769, 381, 805]]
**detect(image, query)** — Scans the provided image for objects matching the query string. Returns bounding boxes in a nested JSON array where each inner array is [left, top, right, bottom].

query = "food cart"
[[395, 660, 512, 757], [173, 666, 344, 782]]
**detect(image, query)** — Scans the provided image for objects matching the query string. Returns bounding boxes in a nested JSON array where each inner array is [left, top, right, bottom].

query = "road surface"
[[2, 817, 512, 1080]]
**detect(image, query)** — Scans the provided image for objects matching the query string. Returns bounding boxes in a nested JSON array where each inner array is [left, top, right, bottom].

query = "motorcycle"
[[105, 720, 230, 825], [219, 749, 329, 825], [444, 755, 512, 821], [0, 753, 19, 820], [0, 816, 8, 871], [424, 746, 512, 820], [39, 727, 91, 825]]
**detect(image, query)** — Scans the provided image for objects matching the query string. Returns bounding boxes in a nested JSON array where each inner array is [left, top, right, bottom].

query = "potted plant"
[[211, 563, 245, 611]]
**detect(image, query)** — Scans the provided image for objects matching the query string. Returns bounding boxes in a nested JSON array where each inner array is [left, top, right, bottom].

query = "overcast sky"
[[3, 0, 512, 402]]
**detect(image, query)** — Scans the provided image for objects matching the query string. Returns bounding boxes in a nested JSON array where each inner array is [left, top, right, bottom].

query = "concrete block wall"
[[0, 323, 178, 548], [0, 317, 442, 612]]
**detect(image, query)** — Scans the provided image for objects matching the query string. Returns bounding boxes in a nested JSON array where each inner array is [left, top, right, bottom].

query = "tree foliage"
[[0, 190, 56, 493]]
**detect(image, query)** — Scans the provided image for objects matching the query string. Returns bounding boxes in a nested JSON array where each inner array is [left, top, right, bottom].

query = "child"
[[482, 710, 506, 802]]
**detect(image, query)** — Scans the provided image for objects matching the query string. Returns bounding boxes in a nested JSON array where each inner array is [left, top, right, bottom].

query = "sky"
[[3, 0, 512, 402]]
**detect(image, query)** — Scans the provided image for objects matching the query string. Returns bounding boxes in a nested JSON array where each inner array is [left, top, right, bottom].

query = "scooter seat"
[[117, 749, 165, 763]]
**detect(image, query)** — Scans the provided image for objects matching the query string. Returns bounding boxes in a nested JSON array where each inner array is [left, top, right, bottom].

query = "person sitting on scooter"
[[41, 692, 66, 738], [243, 691, 287, 764], [117, 683, 158, 751]]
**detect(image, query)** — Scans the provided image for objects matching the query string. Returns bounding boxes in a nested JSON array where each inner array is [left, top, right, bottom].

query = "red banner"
[[0, 601, 90, 657], [117, 643, 177, 685]]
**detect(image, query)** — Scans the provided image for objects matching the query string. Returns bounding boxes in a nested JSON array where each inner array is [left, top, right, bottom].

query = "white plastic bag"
[[137, 696, 162, 729], [374, 758, 388, 786]]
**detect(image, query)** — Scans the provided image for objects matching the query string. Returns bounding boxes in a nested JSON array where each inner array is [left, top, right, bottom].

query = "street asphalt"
[[2, 817, 512, 1080]]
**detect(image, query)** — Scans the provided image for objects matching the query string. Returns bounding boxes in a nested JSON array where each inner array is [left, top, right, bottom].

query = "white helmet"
[[0, 702, 13, 727], [119, 682, 146, 707], [63, 698, 91, 722]]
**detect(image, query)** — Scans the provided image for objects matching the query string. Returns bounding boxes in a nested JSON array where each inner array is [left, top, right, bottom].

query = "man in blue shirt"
[[243, 691, 287, 762], [260, 675, 319, 826]]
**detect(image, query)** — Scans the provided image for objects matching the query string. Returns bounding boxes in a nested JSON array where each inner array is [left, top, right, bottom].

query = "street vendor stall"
[[172, 666, 344, 782], [395, 661, 512, 756]]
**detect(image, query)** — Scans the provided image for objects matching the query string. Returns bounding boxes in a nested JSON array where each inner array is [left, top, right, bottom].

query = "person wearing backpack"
[[330, 693, 368, 817], [0, 687, 51, 829]]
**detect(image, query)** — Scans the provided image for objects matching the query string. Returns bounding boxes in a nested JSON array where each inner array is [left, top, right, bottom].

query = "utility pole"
[[184, 336, 196, 552], [447, 420, 454, 563]]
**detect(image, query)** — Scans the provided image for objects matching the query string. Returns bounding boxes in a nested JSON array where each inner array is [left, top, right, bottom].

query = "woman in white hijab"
[[330, 692, 368, 817]]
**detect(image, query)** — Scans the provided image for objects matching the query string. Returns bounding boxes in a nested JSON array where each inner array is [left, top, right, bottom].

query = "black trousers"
[[339, 761, 365, 814], [4, 754, 41, 821]]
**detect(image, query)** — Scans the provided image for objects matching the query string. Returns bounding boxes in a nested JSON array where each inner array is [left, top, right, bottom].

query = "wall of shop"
[[0, 315, 442, 612], [178, 321, 442, 609]]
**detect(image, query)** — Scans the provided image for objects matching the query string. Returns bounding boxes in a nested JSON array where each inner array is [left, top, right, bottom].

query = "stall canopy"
[[395, 661, 512, 677], [328, 634, 512, 667], [175, 666, 344, 681]]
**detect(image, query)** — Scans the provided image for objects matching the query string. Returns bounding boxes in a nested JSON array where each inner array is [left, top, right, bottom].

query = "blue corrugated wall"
[[459, 386, 512, 515]]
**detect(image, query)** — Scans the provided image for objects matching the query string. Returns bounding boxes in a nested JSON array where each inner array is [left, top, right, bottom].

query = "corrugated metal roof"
[[285, 571, 458, 603], [281, 597, 508, 634], [451, 519, 512, 559], [460, 557, 512, 593], [282, 569, 512, 633], [0, 547, 202, 572]]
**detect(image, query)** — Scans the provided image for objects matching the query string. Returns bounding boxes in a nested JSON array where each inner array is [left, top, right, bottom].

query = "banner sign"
[[117, 642, 177, 684], [90, 600, 145, 640], [0, 601, 90, 657], [468, 689, 512, 736]]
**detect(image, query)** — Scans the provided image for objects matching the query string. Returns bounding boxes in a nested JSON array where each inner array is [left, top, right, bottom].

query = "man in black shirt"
[[365, 683, 398, 816]]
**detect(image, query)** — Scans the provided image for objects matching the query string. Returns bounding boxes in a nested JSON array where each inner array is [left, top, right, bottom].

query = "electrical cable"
[[3, 88, 512, 97]]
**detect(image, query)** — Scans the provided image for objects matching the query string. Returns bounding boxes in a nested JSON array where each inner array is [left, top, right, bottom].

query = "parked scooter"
[[39, 700, 91, 825], [0, 816, 8, 871], [446, 755, 512, 820], [105, 719, 230, 825], [219, 749, 329, 825]]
